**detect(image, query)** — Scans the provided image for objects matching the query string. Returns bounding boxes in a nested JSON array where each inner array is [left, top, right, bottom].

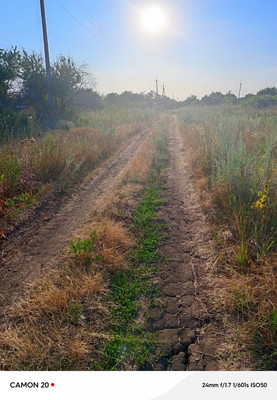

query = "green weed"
[[66, 303, 84, 324], [4, 192, 36, 215], [70, 230, 96, 255], [251, 329, 277, 370], [234, 241, 249, 272]]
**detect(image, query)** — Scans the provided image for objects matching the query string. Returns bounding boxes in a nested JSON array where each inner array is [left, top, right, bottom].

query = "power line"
[[71, 0, 142, 74], [54, 0, 143, 77]]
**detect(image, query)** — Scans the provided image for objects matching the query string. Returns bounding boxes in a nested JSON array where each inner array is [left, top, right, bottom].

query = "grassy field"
[[179, 105, 277, 369]]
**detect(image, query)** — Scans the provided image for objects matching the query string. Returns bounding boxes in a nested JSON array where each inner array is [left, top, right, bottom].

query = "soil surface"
[[0, 124, 154, 309], [153, 116, 224, 371], [0, 115, 224, 370]]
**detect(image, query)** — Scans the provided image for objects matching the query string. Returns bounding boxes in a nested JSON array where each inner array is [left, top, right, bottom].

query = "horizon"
[[1, 0, 277, 100]]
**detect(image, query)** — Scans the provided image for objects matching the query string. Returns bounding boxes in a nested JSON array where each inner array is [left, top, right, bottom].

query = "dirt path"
[[153, 115, 223, 371], [0, 124, 154, 308]]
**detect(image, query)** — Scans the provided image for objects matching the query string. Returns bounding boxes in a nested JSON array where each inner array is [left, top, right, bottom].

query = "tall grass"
[[180, 106, 277, 369], [79, 108, 155, 133], [0, 109, 152, 219], [180, 106, 277, 258]]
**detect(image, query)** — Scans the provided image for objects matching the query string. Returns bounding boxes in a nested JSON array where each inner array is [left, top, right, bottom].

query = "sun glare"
[[140, 5, 167, 35]]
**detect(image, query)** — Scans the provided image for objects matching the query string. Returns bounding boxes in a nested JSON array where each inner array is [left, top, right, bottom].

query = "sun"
[[140, 5, 167, 35]]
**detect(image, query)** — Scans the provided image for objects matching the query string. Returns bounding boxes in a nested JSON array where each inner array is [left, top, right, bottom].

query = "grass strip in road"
[[93, 126, 169, 370]]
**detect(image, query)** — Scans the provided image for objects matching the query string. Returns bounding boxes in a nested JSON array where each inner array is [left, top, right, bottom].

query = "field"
[[1, 105, 277, 371]]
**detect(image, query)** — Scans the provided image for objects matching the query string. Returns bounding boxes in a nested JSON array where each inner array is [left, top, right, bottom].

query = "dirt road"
[[0, 115, 224, 371], [0, 124, 154, 307], [153, 116, 223, 371]]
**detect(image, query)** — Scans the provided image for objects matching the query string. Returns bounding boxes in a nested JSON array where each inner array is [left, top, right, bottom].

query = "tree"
[[257, 87, 277, 96], [105, 92, 120, 106], [19, 53, 96, 124], [51, 56, 89, 120], [201, 92, 224, 106], [0, 46, 21, 110], [19, 50, 47, 122], [1, 47, 101, 134], [244, 94, 277, 108], [224, 91, 238, 105], [74, 88, 103, 111], [182, 95, 199, 106]]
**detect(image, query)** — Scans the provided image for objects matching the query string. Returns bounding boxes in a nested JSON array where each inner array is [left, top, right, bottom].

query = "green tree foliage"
[[19, 50, 47, 122], [0, 47, 102, 139], [257, 87, 277, 96], [242, 88, 277, 108], [180, 95, 200, 106], [52, 56, 88, 120], [201, 91, 225, 106], [0, 46, 21, 110], [74, 88, 103, 111], [224, 91, 238, 105]]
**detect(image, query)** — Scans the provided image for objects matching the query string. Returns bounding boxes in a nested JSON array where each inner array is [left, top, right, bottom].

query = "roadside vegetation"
[[179, 105, 277, 370], [0, 109, 153, 226], [0, 120, 169, 370]]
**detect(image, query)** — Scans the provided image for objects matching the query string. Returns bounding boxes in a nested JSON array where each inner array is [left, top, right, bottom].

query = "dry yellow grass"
[[0, 216, 137, 370], [75, 218, 134, 269], [0, 253, 108, 370]]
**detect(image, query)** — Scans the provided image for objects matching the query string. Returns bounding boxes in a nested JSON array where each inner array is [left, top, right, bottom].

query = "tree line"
[[1, 45, 276, 140]]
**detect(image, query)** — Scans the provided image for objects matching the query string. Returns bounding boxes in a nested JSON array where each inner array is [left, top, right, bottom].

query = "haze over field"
[[1, 0, 277, 99]]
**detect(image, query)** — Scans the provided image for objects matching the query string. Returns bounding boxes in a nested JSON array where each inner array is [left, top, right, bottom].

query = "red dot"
[[51, 383, 55, 387]]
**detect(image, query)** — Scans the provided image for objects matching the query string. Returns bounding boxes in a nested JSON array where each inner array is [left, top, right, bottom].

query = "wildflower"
[[251, 184, 271, 210]]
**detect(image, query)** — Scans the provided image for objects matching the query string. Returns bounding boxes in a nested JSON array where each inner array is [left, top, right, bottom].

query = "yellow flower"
[[252, 184, 271, 210]]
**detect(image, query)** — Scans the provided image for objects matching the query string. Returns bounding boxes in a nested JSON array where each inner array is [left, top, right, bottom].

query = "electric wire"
[[71, 0, 143, 74], [54, 0, 144, 77]]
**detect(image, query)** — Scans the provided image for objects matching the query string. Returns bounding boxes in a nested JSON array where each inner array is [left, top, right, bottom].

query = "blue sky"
[[1, 0, 277, 100]]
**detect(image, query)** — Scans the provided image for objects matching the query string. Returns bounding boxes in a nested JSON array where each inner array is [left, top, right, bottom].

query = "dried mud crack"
[[0, 124, 155, 310], [152, 116, 224, 371]]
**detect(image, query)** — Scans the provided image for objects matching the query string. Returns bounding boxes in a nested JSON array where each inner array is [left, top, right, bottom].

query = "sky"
[[1, 0, 277, 100]]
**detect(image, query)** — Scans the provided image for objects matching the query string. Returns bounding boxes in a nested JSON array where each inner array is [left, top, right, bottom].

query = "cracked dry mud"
[[152, 116, 223, 371], [0, 124, 154, 309]]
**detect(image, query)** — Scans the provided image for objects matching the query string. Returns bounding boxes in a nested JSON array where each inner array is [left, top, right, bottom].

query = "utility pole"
[[162, 84, 166, 97], [155, 78, 159, 96], [238, 81, 242, 99], [40, 0, 55, 128]]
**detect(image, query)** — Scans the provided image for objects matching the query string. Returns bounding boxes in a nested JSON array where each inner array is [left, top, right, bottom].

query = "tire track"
[[0, 124, 155, 307], [153, 115, 223, 371]]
